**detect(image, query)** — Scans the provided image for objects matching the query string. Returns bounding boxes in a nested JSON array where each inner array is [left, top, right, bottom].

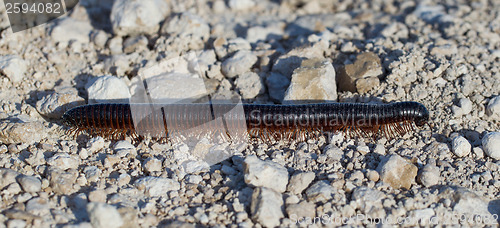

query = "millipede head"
[[412, 102, 429, 127], [61, 107, 82, 128]]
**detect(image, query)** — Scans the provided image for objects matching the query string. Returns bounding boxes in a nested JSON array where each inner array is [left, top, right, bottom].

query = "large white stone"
[[87, 203, 124, 228], [243, 155, 289, 193], [0, 55, 27, 83], [111, 0, 169, 36], [486, 95, 500, 120], [284, 58, 337, 103], [134, 176, 180, 197], [86, 76, 131, 104], [250, 187, 283, 227], [50, 17, 93, 43], [482, 132, 500, 160]]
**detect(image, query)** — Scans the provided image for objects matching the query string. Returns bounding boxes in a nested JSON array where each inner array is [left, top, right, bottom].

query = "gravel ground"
[[1, 0, 500, 227]]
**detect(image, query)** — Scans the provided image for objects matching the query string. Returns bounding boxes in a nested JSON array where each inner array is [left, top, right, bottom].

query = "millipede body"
[[62, 101, 429, 141]]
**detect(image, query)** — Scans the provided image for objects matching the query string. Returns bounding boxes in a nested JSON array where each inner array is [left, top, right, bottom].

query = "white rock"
[[0, 121, 46, 144], [221, 51, 258, 78], [186, 175, 203, 184], [36, 92, 85, 119], [305, 181, 335, 202], [285, 201, 316, 221], [134, 176, 180, 197], [0, 168, 19, 189], [143, 157, 162, 172], [50, 17, 93, 43], [25, 197, 50, 216], [250, 187, 283, 227], [131, 72, 207, 102], [84, 166, 101, 183], [486, 95, 500, 119], [114, 140, 135, 151], [86, 76, 131, 104], [376, 154, 417, 189], [47, 153, 80, 170], [243, 155, 289, 193], [246, 24, 285, 43], [0, 55, 27, 83], [284, 58, 337, 102], [273, 42, 328, 77], [47, 168, 78, 195], [324, 144, 343, 161], [287, 172, 315, 194], [17, 175, 42, 193], [87, 202, 124, 228], [266, 72, 290, 102], [351, 186, 385, 211], [111, 0, 169, 36], [482, 132, 500, 160], [161, 12, 210, 50], [417, 163, 440, 187], [7, 219, 26, 228], [458, 98, 473, 115], [235, 72, 265, 99], [228, 0, 255, 10], [87, 137, 105, 153], [451, 136, 471, 157]]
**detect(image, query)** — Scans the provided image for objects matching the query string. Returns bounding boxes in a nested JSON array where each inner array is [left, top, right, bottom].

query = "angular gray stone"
[[243, 155, 289, 193], [284, 58, 337, 103], [250, 187, 283, 227]]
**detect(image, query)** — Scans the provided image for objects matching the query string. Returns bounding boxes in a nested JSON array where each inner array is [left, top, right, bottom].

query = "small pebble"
[[451, 136, 471, 157]]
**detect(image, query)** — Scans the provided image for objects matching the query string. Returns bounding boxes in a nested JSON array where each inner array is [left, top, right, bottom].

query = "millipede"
[[61, 101, 429, 142]]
